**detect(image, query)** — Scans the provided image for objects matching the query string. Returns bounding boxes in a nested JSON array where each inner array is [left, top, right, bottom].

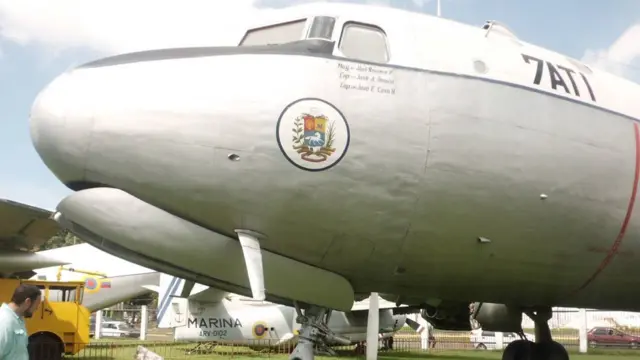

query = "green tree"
[[41, 229, 83, 250]]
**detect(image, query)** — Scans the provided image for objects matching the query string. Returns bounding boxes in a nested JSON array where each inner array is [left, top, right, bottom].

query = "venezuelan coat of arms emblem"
[[276, 98, 350, 171]]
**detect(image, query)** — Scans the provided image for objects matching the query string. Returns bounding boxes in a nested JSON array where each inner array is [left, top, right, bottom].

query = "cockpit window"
[[239, 19, 307, 46], [338, 22, 389, 63], [307, 16, 336, 40]]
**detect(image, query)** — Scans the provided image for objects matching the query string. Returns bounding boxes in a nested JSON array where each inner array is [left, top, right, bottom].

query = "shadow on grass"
[[334, 351, 501, 360]]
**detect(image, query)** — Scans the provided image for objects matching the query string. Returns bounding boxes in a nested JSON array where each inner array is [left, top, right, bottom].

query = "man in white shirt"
[[0, 284, 43, 360]]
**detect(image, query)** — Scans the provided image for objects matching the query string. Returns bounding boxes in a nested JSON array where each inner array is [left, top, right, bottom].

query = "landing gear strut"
[[502, 307, 569, 360], [289, 304, 350, 360]]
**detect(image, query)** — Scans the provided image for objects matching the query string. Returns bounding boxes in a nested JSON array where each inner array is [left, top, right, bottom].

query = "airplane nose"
[[30, 70, 93, 186]]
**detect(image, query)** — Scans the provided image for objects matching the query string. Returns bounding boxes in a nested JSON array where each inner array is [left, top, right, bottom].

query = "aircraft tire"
[[501, 339, 533, 360], [289, 340, 314, 360], [532, 341, 569, 360], [28, 333, 62, 360], [502, 340, 570, 360]]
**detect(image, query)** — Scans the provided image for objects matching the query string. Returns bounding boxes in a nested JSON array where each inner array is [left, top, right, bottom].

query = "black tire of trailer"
[[28, 332, 63, 360]]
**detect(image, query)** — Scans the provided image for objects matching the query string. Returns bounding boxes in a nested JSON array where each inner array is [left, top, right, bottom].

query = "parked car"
[[587, 327, 640, 348], [89, 314, 132, 338], [100, 321, 141, 338], [470, 329, 535, 350]]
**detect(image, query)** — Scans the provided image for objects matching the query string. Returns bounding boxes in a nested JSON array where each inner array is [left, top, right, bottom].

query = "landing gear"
[[289, 304, 350, 360], [382, 336, 393, 350], [502, 308, 569, 360]]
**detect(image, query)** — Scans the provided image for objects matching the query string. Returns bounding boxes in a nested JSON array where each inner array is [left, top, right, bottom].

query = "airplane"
[[0, 198, 159, 312], [31, 243, 160, 312], [156, 274, 418, 355], [26, 2, 640, 360]]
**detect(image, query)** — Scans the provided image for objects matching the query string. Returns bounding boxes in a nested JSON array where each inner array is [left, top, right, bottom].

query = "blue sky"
[[0, 0, 639, 210]]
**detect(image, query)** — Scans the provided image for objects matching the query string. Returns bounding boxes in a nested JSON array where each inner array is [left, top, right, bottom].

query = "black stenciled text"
[[521, 54, 596, 102]]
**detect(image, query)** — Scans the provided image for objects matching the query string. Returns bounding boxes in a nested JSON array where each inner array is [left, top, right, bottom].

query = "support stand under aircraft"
[[470, 303, 569, 360], [504, 309, 568, 360], [234, 229, 380, 360]]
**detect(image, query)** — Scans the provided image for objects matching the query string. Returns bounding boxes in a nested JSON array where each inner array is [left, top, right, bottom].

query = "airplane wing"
[[0, 198, 67, 277]]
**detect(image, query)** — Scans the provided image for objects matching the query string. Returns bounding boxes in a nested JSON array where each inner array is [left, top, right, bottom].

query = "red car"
[[587, 327, 640, 348]]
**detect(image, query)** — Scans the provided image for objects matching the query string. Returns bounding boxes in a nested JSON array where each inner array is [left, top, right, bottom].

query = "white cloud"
[[0, 0, 436, 56], [582, 23, 640, 82], [0, 0, 269, 55], [361, 0, 430, 10]]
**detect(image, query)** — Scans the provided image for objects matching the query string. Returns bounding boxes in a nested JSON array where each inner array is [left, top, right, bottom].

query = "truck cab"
[[0, 279, 90, 360]]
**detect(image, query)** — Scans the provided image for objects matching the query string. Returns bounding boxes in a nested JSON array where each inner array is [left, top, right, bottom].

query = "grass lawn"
[[73, 327, 640, 360], [65, 350, 640, 360], [66, 342, 640, 360]]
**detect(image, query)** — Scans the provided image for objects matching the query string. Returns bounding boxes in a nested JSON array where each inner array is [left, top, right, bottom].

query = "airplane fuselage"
[[29, 3, 640, 314], [166, 299, 404, 344]]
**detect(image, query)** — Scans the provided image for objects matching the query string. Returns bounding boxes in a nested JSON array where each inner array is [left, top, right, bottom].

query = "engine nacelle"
[[380, 296, 474, 331], [471, 302, 522, 332], [53, 187, 356, 311], [420, 304, 471, 331]]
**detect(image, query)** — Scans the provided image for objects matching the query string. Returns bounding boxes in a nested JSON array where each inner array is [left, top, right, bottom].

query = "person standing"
[[0, 284, 43, 360]]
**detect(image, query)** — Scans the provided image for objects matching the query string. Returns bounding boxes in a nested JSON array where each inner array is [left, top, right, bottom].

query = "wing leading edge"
[[0, 198, 67, 277]]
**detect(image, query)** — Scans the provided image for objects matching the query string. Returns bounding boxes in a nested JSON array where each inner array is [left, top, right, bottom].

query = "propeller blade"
[[366, 292, 380, 360], [405, 318, 426, 334], [274, 332, 296, 346]]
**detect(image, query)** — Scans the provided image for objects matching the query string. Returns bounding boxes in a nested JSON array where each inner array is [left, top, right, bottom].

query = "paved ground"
[[145, 327, 174, 341]]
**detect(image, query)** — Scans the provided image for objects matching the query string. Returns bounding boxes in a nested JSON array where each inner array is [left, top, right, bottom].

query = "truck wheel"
[[29, 333, 62, 360]]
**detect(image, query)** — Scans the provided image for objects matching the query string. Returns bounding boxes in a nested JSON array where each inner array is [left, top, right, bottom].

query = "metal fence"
[[520, 308, 640, 330], [31, 338, 492, 360], [83, 306, 640, 359], [29, 332, 640, 360]]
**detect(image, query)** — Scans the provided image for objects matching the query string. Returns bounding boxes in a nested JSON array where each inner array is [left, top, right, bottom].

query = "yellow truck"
[[0, 279, 91, 360]]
